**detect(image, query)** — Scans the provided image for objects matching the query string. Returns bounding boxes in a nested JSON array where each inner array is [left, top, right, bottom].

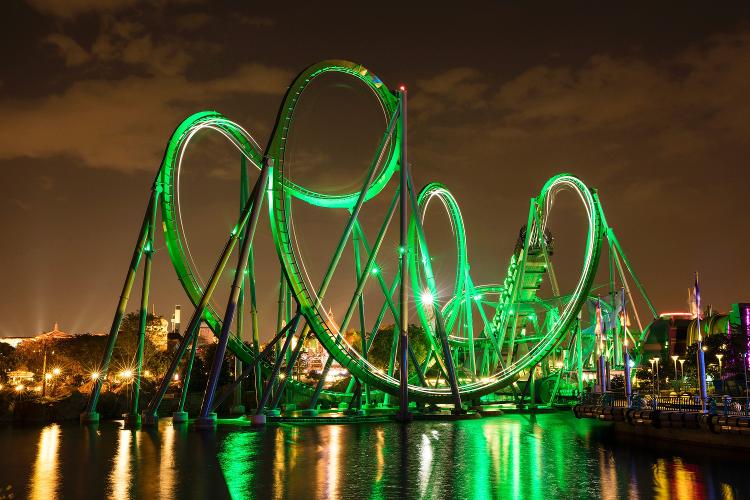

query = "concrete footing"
[[230, 405, 246, 416], [141, 412, 159, 427], [79, 411, 100, 425], [124, 413, 142, 427], [194, 413, 217, 430], [172, 411, 189, 424], [250, 414, 267, 426]]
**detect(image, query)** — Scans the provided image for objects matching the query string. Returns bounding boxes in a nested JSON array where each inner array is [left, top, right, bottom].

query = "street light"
[[671, 355, 679, 381], [716, 353, 724, 394], [678, 358, 685, 384]]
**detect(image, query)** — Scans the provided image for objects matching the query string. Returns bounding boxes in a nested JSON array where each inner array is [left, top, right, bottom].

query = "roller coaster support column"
[[143, 163, 267, 425], [231, 155, 251, 416], [81, 189, 156, 424], [126, 185, 160, 427], [269, 329, 309, 411], [396, 87, 411, 422], [196, 158, 272, 429], [253, 313, 301, 425], [173, 320, 200, 423], [249, 249, 262, 407]]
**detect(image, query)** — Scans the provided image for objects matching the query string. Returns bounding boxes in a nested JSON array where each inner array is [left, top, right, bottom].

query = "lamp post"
[[716, 353, 724, 394], [678, 359, 685, 390], [649, 358, 656, 397], [653, 357, 660, 395]]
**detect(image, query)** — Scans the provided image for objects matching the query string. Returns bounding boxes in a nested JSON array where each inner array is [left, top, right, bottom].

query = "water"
[[0, 413, 747, 499]]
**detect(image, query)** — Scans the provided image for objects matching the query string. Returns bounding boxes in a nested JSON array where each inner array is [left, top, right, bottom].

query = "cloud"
[[175, 12, 212, 31], [410, 67, 487, 120], [44, 34, 91, 66], [0, 63, 292, 171], [26, 0, 141, 18]]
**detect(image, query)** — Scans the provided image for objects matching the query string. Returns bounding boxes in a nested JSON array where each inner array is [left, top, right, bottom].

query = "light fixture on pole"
[[716, 353, 724, 394]]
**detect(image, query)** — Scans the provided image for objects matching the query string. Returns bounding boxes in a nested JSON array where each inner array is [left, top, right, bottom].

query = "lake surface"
[[0, 413, 747, 499]]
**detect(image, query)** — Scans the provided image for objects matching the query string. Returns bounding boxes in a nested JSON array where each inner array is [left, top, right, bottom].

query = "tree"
[[0, 343, 18, 382], [366, 323, 430, 376]]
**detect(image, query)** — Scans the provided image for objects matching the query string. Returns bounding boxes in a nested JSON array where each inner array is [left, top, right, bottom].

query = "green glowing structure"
[[81, 60, 657, 425]]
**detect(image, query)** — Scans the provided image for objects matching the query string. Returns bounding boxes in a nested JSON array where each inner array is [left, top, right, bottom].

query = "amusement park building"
[[643, 303, 750, 357]]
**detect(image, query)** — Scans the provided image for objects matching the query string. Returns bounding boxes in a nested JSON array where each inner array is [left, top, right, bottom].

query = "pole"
[[695, 272, 707, 412], [576, 312, 583, 395], [41, 344, 48, 398], [129, 188, 159, 425], [397, 87, 410, 421]]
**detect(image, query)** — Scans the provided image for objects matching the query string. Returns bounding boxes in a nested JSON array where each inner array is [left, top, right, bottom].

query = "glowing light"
[[421, 291, 434, 306], [399, 85, 406, 91], [144, 370, 151, 377], [91, 372, 99, 380], [120, 370, 133, 379], [15, 384, 25, 392], [173, 374, 180, 381], [278, 373, 286, 380], [52, 368, 60, 376], [45, 373, 52, 381]]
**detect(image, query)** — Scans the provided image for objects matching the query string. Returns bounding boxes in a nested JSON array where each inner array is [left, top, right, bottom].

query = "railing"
[[578, 392, 750, 416]]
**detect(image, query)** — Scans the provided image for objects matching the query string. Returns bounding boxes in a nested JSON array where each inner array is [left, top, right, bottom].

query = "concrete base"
[[172, 411, 189, 424], [299, 409, 318, 417], [124, 413, 142, 427], [250, 414, 267, 426], [79, 411, 100, 425], [230, 405, 246, 416], [265, 408, 281, 417], [194, 413, 217, 430], [141, 411, 159, 426]]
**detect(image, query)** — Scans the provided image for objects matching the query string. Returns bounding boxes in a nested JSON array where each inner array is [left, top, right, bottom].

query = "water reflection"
[[109, 429, 132, 499], [4, 414, 749, 499], [29, 424, 60, 499], [159, 423, 175, 499]]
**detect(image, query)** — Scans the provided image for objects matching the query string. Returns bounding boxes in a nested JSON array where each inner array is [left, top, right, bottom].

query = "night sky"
[[2, 1, 749, 339]]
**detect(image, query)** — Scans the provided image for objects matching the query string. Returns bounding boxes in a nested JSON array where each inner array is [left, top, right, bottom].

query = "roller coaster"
[[80, 60, 658, 425]]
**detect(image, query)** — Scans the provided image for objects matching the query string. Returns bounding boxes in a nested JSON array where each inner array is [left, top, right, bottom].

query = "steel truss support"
[[141, 160, 270, 424], [255, 312, 302, 416], [81, 188, 159, 424], [397, 88, 410, 421], [196, 158, 272, 427]]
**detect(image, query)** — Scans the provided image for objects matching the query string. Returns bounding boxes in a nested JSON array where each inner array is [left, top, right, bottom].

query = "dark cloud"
[[2, 3, 749, 337]]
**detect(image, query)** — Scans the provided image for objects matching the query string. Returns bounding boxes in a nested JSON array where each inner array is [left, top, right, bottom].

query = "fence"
[[579, 392, 750, 417]]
